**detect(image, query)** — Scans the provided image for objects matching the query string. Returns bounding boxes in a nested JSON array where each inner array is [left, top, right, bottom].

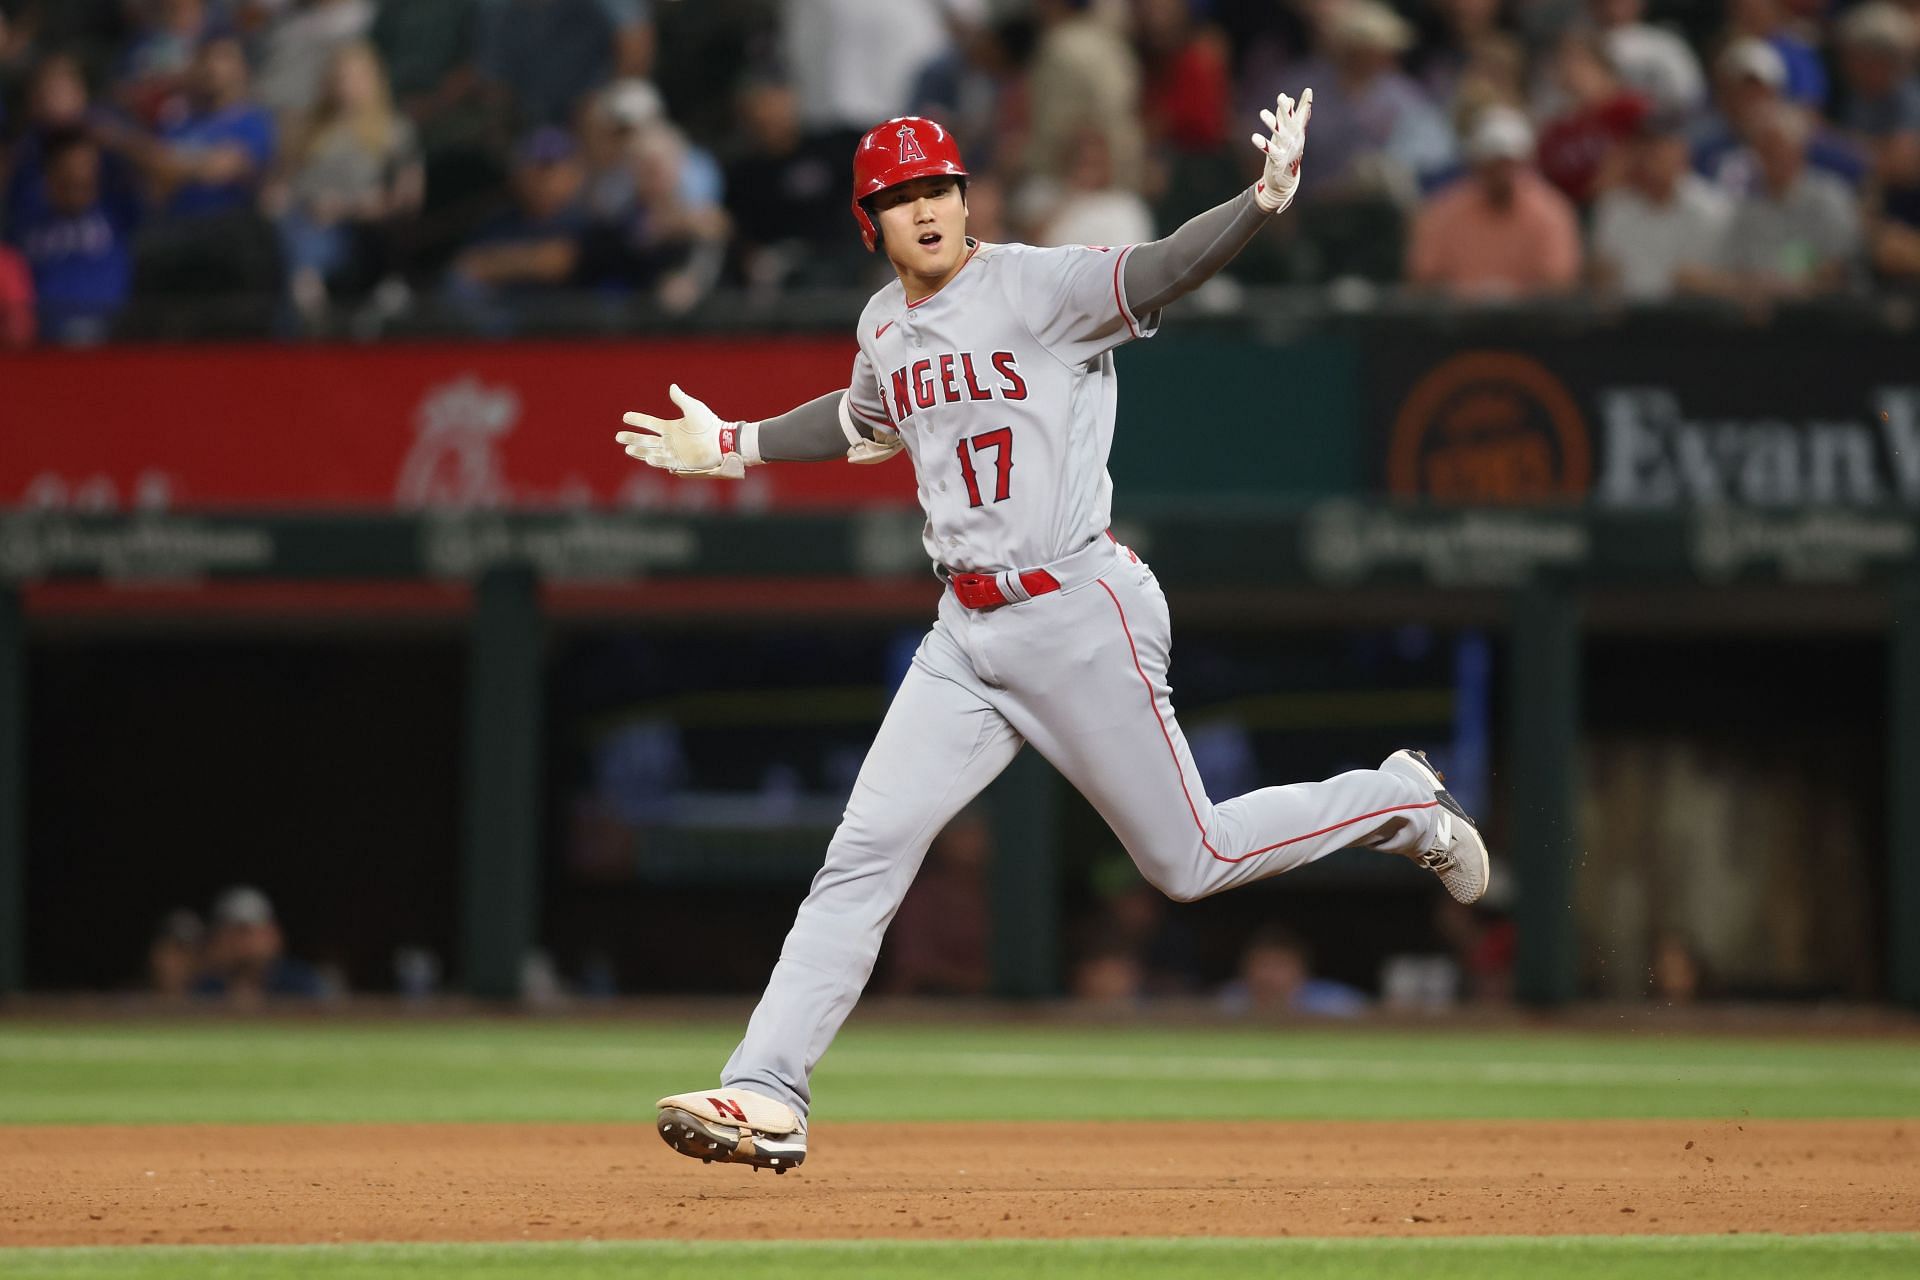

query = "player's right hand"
[[615, 384, 744, 479]]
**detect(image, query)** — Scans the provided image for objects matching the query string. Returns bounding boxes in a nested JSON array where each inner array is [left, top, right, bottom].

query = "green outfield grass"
[[0, 1018, 1918, 1125], [7, 1235, 1920, 1280]]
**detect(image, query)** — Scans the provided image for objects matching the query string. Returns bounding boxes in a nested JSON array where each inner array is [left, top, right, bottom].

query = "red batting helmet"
[[851, 116, 968, 252]]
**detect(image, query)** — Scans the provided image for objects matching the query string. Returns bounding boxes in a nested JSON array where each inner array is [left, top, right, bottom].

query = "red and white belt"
[[948, 568, 1062, 611], [944, 532, 1137, 611]]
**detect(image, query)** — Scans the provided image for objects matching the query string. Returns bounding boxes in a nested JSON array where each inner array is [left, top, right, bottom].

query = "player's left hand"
[[1251, 87, 1312, 214], [616, 383, 747, 479]]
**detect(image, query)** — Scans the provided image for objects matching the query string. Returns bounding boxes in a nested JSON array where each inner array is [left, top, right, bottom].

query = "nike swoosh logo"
[[875, 319, 895, 339]]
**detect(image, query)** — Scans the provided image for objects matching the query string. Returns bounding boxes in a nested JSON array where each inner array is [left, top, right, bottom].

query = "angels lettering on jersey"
[[884, 350, 1027, 422]]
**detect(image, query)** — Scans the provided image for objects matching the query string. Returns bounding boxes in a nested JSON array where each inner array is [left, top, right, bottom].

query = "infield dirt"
[[4, 1119, 1916, 1246]]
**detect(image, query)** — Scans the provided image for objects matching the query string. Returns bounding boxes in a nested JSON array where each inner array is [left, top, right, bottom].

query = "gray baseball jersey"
[[719, 237, 1447, 1121], [844, 240, 1154, 572]]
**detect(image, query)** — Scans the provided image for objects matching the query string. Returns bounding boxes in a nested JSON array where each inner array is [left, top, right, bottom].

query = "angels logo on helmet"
[[850, 116, 969, 252]]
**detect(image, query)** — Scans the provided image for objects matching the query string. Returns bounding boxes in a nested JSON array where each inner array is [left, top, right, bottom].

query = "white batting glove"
[[615, 383, 756, 479], [1251, 87, 1313, 214]]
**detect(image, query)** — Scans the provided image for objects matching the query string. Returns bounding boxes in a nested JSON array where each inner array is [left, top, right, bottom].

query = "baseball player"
[[619, 91, 1489, 1174]]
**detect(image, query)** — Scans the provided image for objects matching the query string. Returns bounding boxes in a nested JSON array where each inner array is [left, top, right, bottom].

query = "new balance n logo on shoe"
[[709, 1096, 748, 1123]]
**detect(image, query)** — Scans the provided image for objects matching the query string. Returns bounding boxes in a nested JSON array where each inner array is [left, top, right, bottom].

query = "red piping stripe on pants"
[[1095, 579, 1437, 865]]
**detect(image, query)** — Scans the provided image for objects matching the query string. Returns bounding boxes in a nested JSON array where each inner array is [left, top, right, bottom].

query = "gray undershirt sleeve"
[[755, 389, 873, 462], [1121, 188, 1273, 317]]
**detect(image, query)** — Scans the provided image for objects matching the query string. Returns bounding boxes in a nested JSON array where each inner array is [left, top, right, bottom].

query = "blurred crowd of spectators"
[[2, 0, 1917, 346], [881, 818, 1522, 1015], [149, 885, 335, 1005]]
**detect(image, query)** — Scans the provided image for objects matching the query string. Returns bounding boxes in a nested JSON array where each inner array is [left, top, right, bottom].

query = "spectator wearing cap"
[[1835, 4, 1920, 155], [1694, 38, 1867, 195], [1408, 105, 1582, 299], [1590, 110, 1732, 299], [477, 0, 622, 130], [192, 885, 329, 1005], [1281, 0, 1456, 201], [445, 126, 586, 303], [573, 77, 726, 312], [1840, 6, 1920, 287], [587, 78, 723, 214], [1697, 101, 1864, 299], [576, 120, 728, 314], [5, 130, 140, 343], [1586, 0, 1705, 115], [1721, 0, 1827, 109], [1535, 31, 1650, 206], [579, 81, 648, 227]]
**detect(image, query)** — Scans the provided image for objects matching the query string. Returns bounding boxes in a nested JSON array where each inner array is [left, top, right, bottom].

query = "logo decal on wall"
[[396, 375, 521, 509], [1387, 352, 1591, 502]]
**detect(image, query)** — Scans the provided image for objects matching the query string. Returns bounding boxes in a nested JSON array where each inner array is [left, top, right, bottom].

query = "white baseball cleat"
[[655, 1087, 807, 1173], [1381, 749, 1491, 905]]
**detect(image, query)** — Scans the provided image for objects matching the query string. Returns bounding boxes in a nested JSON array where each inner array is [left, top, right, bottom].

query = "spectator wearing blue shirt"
[[1218, 925, 1370, 1018], [191, 886, 331, 1005], [143, 35, 277, 219], [100, 34, 283, 313], [1694, 38, 1867, 195], [7, 132, 139, 344], [443, 126, 587, 329], [448, 126, 587, 292], [593, 78, 724, 211], [4, 53, 140, 237]]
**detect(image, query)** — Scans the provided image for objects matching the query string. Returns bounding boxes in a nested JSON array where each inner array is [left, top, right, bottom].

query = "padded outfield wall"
[[3, 312, 1917, 1006]]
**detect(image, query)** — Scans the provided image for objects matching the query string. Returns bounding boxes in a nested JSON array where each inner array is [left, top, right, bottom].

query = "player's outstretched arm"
[[615, 388, 895, 477], [1122, 88, 1311, 317]]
